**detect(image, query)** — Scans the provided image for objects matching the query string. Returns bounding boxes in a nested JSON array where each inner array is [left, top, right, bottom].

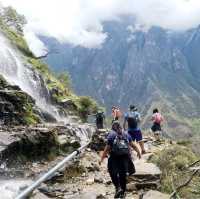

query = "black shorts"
[[151, 123, 161, 132]]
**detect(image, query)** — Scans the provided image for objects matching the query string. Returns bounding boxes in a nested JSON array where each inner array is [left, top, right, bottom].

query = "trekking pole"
[[15, 141, 90, 199]]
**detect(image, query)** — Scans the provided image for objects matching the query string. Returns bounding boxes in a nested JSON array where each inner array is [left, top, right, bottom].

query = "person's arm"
[[130, 142, 141, 159], [137, 112, 141, 123], [123, 118, 127, 130], [99, 145, 111, 165]]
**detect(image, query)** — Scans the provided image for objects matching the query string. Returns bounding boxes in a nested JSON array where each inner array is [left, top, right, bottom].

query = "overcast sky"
[[1, 0, 200, 55]]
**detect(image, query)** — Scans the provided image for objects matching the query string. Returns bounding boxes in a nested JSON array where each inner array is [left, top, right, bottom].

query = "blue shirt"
[[124, 111, 141, 131], [107, 130, 132, 147]]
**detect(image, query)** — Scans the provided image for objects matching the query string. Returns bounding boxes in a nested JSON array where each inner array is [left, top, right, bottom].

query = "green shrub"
[[150, 145, 200, 198], [77, 96, 98, 122]]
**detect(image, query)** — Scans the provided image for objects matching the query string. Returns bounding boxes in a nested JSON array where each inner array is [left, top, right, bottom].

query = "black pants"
[[96, 118, 103, 129], [108, 155, 135, 192]]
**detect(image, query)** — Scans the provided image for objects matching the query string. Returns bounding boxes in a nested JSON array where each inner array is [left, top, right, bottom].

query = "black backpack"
[[111, 134, 129, 156], [127, 112, 138, 129], [96, 112, 103, 120]]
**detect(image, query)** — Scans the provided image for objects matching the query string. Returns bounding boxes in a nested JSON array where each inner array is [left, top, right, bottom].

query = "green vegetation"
[[0, 6, 101, 123], [76, 96, 98, 122], [150, 145, 200, 198], [56, 72, 71, 89]]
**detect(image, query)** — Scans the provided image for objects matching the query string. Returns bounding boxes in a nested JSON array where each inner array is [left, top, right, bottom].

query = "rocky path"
[[33, 130, 170, 199], [0, 126, 171, 199]]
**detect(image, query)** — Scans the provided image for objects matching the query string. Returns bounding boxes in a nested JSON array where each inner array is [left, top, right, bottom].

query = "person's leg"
[[108, 157, 120, 191], [118, 156, 130, 198], [119, 171, 127, 193], [139, 141, 145, 154], [135, 130, 146, 154]]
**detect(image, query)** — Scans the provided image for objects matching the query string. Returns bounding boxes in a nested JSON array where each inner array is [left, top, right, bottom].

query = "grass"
[[149, 145, 200, 198]]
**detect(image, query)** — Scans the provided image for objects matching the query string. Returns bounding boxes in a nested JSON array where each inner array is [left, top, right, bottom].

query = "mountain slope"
[[42, 19, 200, 137]]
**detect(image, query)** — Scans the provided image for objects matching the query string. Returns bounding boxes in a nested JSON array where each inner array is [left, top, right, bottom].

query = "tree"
[[78, 96, 98, 122], [1, 6, 26, 33]]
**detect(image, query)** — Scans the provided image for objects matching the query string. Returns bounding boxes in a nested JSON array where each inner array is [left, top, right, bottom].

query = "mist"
[[1, 0, 200, 53]]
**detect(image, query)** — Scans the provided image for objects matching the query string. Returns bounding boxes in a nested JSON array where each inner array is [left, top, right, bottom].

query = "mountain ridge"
[[42, 20, 200, 137]]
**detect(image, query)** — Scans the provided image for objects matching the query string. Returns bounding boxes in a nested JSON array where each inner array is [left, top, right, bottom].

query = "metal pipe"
[[15, 142, 90, 199]]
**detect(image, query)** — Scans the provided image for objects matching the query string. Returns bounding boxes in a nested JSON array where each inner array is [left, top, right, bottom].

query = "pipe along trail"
[[15, 141, 91, 199]]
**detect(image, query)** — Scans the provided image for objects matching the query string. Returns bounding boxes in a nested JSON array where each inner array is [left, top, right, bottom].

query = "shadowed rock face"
[[0, 75, 41, 125]]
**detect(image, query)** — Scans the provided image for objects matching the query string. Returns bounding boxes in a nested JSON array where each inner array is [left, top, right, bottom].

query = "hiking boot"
[[114, 188, 123, 198], [119, 191, 126, 198]]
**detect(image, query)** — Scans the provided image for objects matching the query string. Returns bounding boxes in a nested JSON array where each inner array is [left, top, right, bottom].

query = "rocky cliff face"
[[42, 19, 200, 137]]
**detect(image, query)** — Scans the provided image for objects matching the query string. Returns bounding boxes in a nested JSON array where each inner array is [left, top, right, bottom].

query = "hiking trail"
[[30, 129, 171, 199]]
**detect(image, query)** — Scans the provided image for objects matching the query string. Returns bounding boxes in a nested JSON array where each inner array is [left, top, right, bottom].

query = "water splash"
[[0, 179, 32, 199], [0, 33, 67, 122]]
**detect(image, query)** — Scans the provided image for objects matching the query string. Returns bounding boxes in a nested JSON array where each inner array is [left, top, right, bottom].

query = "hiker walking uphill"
[[95, 111, 105, 129], [123, 105, 146, 154], [100, 121, 141, 198], [151, 108, 164, 141], [112, 106, 122, 122]]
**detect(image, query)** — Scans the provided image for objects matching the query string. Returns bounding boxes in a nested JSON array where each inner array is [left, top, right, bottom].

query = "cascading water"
[[0, 33, 66, 122], [0, 32, 95, 198]]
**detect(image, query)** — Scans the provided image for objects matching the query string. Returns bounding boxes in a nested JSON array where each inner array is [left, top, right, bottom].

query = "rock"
[[57, 134, 68, 145], [31, 190, 50, 199], [126, 182, 137, 192], [142, 190, 170, 199], [96, 193, 107, 199], [58, 99, 77, 110], [90, 130, 107, 151], [94, 176, 104, 183], [129, 161, 161, 190], [0, 76, 41, 125], [105, 179, 112, 185], [86, 178, 94, 185], [87, 163, 100, 172]]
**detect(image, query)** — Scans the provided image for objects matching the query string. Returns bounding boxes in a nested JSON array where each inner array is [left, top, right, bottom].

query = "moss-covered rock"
[[0, 75, 40, 125]]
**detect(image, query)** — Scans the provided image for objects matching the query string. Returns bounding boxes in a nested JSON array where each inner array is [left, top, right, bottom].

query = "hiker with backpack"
[[112, 106, 122, 122], [95, 111, 105, 129], [99, 121, 141, 198], [151, 108, 164, 141], [123, 105, 146, 154]]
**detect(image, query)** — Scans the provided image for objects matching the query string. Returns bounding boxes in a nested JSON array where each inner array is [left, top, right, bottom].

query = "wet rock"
[[58, 99, 77, 110], [0, 75, 41, 125], [90, 130, 107, 151], [31, 190, 50, 199], [142, 190, 170, 199]]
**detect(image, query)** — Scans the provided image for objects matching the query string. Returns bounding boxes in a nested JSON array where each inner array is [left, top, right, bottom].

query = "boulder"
[[142, 190, 170, 199], [90, 130, 108, 151]]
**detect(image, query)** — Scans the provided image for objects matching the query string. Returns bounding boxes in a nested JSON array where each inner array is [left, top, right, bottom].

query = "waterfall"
[[0, 179, 32, 199], [0, 33, 67, 122]]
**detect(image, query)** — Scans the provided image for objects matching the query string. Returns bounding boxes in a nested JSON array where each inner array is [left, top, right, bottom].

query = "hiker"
[[95, 111, 105, 129], [123, 105, 146, 154], [100, 121, 141, 198], [151, 108, 164, 141], [112, 106, 122, 122]]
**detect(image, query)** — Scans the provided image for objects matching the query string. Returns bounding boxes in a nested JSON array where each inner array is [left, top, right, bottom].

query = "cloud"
[[1, 0, 200, 53]]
